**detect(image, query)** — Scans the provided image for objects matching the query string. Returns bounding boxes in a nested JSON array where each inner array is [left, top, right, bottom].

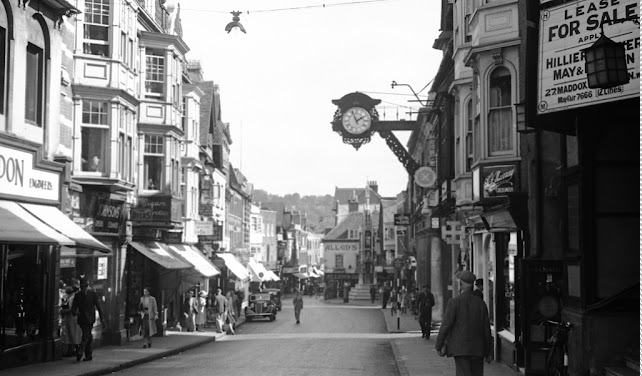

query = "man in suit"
[[435, 271, 492, 376], [418, 284, 435, 339], [214, 289, 227, 333], [72, 278, 105, 362]]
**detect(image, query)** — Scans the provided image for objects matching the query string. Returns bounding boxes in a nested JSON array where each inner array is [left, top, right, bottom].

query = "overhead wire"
[[181, 0, 398, 14]]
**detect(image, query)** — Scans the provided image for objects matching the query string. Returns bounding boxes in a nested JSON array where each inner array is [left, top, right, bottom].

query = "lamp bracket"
[[378, 130, 420, 175], [391, 81, 429, 107]]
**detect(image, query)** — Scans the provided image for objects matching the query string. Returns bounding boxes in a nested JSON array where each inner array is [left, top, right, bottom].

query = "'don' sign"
[[537, 0, 639, 114]]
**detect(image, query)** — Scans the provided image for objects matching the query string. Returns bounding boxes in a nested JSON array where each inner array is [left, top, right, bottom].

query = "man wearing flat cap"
[[435, 270, 492, 376]]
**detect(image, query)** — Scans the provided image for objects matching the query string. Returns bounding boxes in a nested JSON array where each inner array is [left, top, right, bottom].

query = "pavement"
[[3, 298, 522, 376]]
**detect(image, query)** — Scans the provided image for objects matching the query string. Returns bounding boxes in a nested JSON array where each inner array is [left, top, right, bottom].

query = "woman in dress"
[[225, 291, 236, 334], [195, 291, 207, 331], [139, 287, 158, 348], [60, 285, 81, 356]]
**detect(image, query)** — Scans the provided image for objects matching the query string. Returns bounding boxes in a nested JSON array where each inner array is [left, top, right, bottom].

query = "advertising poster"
[[537, 0, 639, 114]]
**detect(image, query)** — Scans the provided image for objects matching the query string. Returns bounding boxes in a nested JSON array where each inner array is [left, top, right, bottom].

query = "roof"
[[262, 202, 285, 226], [194, 81, 215, 146], [323, 212, 364, 241], [334, 187, 382, 206]]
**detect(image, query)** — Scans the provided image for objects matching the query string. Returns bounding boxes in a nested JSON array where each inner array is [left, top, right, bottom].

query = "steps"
[[605, 355, 640, 376], [348, 284, 374, 300]]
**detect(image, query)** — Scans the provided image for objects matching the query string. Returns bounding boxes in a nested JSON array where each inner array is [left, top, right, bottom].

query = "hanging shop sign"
[[473, 163, 519, 201], [537, 0, 639, 114], [195, 220, 214, 236], [93, 197, 124, 234], [394, 214, 411, 226], [414, 166, 437, 188], [0, 145, 60, 202]]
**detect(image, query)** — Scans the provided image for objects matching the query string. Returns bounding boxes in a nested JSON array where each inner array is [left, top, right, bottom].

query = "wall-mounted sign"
[[537, 0, 639, 114], [96, 257, 108, 280], [0, 145, 60, 202], [163, 231, 183, 244], [132, 227, 161, 240], [481, 164, 518, 199], [195, 220, 214, 236], [131, 196, 182, 223], [414, 166, 437, 188], [93, 197, 124, 234], [324, 243, 359, 252], [394, 214, 411, 226]]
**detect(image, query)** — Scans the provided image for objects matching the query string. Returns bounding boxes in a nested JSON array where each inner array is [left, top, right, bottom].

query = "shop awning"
[[20, 203, 111, 252], [168, 244, 220, 277], [265, 270, 281, 281], [248, 258, 270, 282], [294, 272, 309, 279], [130, 242, 191, 270], [216, 252, 249, 280], [0, 200, 75, 245], [309, 269, 320, 278]]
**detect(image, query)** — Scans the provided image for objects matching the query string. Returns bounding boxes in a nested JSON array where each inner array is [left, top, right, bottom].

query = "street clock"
[[331, 92, 381, 150]]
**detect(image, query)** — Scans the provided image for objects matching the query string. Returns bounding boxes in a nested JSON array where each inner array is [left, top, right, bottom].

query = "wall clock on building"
[[342, 107, 372, 135]]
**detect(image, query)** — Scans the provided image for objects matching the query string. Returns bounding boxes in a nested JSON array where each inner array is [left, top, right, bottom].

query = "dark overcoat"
[[435, 289, 491, 357], [72, 288, 104, 327]]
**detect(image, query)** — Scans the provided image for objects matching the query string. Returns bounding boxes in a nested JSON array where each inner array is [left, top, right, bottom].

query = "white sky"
[[180, 0, 443, 197]]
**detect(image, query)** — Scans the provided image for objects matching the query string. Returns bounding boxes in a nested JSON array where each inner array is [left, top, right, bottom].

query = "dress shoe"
[[147, 343, 152, 348], [83, 357, 92, 361], [76, 354, 82, 362], [142, 344, 147, 348]]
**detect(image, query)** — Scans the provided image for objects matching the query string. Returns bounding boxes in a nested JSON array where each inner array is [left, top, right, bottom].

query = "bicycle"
[[542, 320, 572, 376]]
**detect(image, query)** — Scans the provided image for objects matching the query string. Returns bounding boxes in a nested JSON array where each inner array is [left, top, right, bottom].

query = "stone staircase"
[[348, 284, 373, 301], [605, 354, 640, 376]]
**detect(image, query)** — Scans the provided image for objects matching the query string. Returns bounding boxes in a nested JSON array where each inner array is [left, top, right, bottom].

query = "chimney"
[[187, 60, 204, 82], [368, 180, 378, 193]]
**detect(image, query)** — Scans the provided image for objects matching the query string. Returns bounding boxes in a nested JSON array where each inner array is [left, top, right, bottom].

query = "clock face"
[[341, 107, 372, 135]]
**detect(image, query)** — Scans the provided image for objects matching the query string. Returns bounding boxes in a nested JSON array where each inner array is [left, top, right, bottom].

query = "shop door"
[[519, 259, 563, 376]]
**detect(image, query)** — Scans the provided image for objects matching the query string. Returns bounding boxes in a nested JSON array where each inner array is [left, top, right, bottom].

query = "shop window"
[[1, 245, 45, 350], [145, 49, 164, 99], [144, 135, 164, 190], [503, 233, 517, 333], [25, 43, 44, 126], [83, 0, 110, 57], [488, 67, 513, 155]]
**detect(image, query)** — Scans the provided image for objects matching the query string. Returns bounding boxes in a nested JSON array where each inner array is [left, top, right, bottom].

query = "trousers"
[[454, 356, 484, 376], [77, 324, 94, 359]]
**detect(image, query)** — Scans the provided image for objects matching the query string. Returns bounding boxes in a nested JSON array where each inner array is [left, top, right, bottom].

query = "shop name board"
[[482, 164, 518, 198], [324, 243, 359, 251], [537, 0, 639, 113], [93, 197, 123, 234], [131, 196, 182, 222], [325, 273, 359, 281], [163, 231, 183, 244], [0, 145, 59, 202], [394, 214, 411, 226]]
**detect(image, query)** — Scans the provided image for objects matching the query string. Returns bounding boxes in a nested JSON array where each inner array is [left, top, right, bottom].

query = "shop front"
[[213, 252, 249, 315], [0, 139, 110, 369], [324, 272, 359, 299]]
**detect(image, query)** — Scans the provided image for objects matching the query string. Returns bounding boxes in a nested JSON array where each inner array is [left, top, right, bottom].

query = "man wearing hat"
[[435, 270, 492, 376], [71, 278, 105, 362]]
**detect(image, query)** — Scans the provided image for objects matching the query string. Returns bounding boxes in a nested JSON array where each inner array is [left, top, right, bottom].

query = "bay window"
[[488, 67, 513, 155], [0, 26, 6, 117], [81, 100, 109, 173], [145, 49, 164, 99], [144, 135, 164, 190], [465, 100, 473, 171], [84, 0, 109, 57]]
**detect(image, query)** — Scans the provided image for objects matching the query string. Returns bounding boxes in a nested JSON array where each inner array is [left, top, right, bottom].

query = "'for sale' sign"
[[537, 0, 639, 114]]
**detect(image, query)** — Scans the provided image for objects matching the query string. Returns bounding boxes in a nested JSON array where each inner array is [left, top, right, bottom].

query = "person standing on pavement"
[[435, 271, 492, 376], [139, 287, 158, 348], [293, 289, 304, 324], [214, 289, 227, 333], [59, 285, 81, 357], [418, 284, 435, 339], [71, 278, 105, 362], [473, 279, 484, 300], [187, 291, 197, 331], [369, 285, 377, 304]]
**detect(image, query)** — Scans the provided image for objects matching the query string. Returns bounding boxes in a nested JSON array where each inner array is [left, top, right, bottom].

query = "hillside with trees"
[[252, 189, 335, 232]]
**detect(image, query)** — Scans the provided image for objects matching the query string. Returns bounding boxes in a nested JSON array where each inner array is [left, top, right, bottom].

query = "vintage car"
[[245, 292, 277, 321], [262, 288, 282, 311]]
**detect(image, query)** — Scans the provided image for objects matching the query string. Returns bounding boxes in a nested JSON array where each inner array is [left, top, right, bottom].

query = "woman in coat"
[[195, 291, 207, 331], [60, 285, 82, 356], [293, 289, 304, 324], [225, 291, 236, 334], [139, 287, 158, 348]]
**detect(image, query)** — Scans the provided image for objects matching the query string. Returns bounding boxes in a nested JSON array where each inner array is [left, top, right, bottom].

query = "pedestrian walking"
[[214, 289, 227, 333], [139, 287, 158, 348], [235, 289, 244, 317], [59, 285, 81, 357], [225, 290, 236, 334], [369, 285, 377, 304], [381, 285, 390, 309], [293, 289, 304, 324], [196, 291, 208, 331], [418, 284, 435, 339], [435, 271, 492, 376], [186, 291, 197, 331], [71, 278, 105, 362], [400, 287, 408, 314]]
